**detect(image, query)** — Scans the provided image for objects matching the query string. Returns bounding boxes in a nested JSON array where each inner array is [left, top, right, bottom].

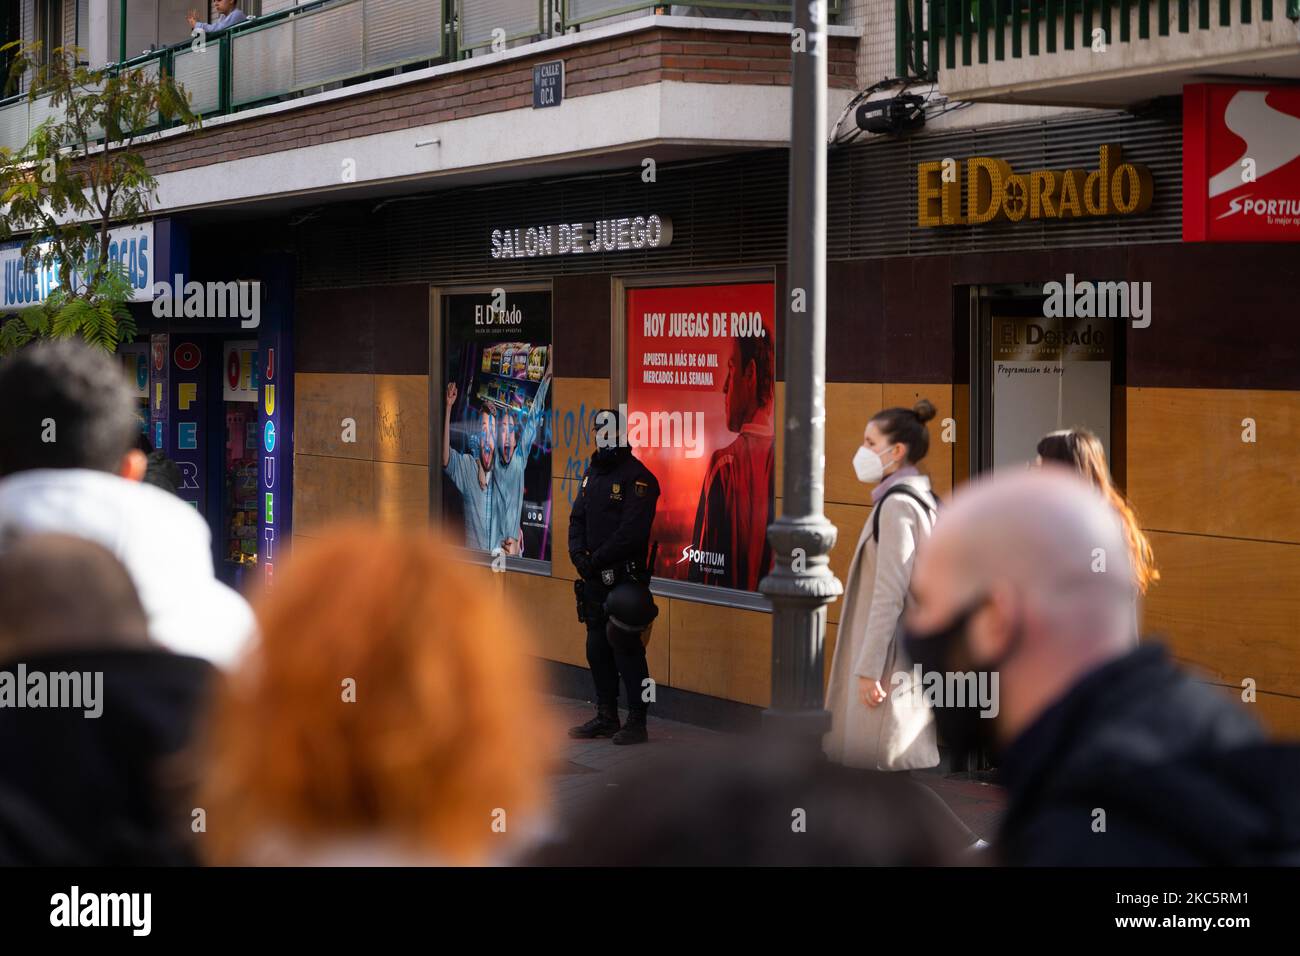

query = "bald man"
[[903, 470, 1300, 866], [0, 534, 215, 865]]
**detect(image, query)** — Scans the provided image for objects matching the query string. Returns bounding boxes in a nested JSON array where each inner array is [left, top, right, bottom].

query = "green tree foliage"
[[0, 40, 199, 355]]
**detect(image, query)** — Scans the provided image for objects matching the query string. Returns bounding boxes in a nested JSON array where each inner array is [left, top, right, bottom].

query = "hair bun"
[[912, 399, 936, 424]]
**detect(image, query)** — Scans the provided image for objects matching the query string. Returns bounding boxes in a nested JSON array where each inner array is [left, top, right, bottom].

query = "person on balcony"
[[188, 0, 248, 34]]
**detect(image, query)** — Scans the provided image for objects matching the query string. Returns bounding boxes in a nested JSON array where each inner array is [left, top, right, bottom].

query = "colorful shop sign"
[[1, 221, 154, 307], [223, 340, 259, 402], [171, 340, 206, 512], [254, 258, 294, 591], [916, 145, 1154, 227], [259, 339, 287, 588], [118, 343, 150, 400], [149, 333, 169, 452], [1184, 83, 1300, 242]]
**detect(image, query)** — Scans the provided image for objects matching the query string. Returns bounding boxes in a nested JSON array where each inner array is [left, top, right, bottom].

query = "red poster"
[[1184, 83, 1300, 242], [626, 282, 776, 592]]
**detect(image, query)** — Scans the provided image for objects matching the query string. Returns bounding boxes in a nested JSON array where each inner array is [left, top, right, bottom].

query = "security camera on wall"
[[856, 94, 927, 136]]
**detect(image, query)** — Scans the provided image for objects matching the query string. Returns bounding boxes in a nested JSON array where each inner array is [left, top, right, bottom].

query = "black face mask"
[[591, 410, 623, 468], [902, 595, 1020, 766]]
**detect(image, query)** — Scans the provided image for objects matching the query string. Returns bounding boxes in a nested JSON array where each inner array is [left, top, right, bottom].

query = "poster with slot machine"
[[441, 290, 553, 560]]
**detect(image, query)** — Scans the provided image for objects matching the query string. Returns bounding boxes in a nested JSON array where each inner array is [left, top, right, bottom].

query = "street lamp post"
[[759, 1, 842, 742]]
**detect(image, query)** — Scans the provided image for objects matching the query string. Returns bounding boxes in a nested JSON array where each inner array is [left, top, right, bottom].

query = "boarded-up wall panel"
[[1143, 530, 1300, 698], [292, 454, 375, 534], [375, 374, 428, 465], [824, 382, 884, 508], [669, 601, 770, 707], [294, 372, 375, 460], [375, 460, 427, 528], [1127, 387, 1300, 544], [505, 571, 588, 669]]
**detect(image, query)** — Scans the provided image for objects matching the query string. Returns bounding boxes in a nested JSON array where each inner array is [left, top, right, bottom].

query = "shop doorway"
[[958, 282, 1124, 775], [966, 283, 1122, 480], [218, 339, 261, 586]]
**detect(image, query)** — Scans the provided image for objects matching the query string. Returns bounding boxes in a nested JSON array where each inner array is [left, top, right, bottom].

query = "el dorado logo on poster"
[[475, 304, 523, 325], [917, 144, 1154, 227]]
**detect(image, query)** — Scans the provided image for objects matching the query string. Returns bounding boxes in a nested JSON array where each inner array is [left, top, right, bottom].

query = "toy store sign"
[[1, 222, 154, 307], [490, 215, 673, 259]]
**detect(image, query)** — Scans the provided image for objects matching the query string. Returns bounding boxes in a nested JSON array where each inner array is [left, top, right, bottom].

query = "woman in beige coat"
[[824, 399, 941, 771]]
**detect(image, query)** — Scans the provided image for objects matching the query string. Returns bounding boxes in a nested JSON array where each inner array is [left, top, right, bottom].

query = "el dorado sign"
[[916, 145, 1154, 227]]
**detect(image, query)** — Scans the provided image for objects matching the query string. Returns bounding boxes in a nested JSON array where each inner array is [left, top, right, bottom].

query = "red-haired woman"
[[195, 525, 557, 865]]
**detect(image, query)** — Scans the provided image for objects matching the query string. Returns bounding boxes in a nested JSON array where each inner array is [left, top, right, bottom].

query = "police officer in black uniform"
[[568, 408, 660, 745]]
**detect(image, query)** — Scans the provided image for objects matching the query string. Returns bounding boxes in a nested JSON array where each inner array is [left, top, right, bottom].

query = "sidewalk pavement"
[[547, 696, 1008, 844]]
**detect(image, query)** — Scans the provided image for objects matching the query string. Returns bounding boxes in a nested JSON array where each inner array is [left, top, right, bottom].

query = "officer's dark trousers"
[[583, 584, 649, 717], [585, 620, 649, 718]]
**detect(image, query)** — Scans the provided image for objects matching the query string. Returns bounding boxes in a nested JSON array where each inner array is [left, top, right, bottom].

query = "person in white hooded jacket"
[[0, 340, 254, 668]]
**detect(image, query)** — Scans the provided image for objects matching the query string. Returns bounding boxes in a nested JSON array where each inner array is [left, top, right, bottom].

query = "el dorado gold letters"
[[917, 145, 1154, 228]]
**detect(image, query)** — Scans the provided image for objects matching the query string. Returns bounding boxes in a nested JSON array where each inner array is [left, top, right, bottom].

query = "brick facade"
[[137, 27, 859, 176]]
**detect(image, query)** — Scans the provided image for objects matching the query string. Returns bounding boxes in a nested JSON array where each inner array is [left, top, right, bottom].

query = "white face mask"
[[852, 444, 894, 484]]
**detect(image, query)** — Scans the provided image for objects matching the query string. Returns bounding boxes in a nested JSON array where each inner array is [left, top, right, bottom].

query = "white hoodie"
[[0, 468, 255, 668]]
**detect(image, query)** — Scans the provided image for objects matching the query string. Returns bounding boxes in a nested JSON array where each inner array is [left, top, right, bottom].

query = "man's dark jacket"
[[998, 643, 1300, 866], [0, 648, 215, 865]]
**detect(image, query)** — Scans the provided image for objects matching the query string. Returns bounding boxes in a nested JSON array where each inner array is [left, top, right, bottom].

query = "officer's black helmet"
[[604, 580, 658, 631]]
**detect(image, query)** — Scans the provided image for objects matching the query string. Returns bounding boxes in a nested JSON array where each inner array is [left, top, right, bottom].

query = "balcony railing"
[[0, 0, 835, 153], [896, 0, 1300, 81]]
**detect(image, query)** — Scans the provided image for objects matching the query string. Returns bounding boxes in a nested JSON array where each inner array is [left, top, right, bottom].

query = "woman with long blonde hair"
[[195, 525, 557, 865], [1036, 429, 1159, 636]]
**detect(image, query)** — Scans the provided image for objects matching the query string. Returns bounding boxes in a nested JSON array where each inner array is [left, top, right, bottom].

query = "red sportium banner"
[[625, 282, 776, 593], [1184, 83, 1300, 242]]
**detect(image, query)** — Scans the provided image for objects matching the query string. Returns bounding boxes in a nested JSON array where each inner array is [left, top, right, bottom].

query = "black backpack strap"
[[872, 485, 939, 544]]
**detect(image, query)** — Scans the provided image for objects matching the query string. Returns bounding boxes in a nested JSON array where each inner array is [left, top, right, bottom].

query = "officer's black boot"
[[612, 711, 648, 745], [568, 704, 621, 739]]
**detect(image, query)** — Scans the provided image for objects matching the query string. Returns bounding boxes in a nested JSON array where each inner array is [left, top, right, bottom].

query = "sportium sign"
[[916, 145, 1154, 227], [1184, 83, 1300, 242]]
